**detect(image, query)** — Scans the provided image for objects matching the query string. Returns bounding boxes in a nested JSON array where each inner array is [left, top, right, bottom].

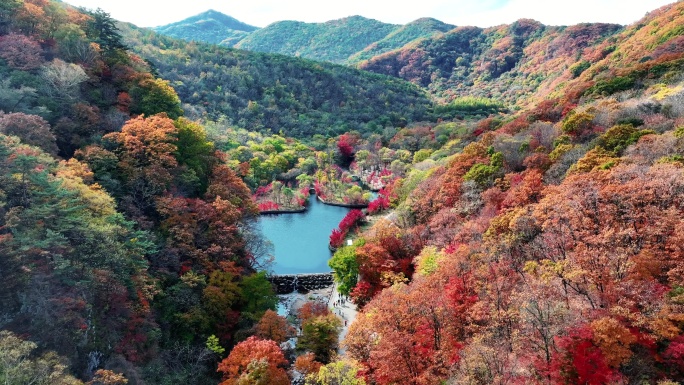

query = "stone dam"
[[268, 273, 334, 294]]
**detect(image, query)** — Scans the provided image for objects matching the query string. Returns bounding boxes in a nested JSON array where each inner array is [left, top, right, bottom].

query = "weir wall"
[[268, 273, 334, 294]]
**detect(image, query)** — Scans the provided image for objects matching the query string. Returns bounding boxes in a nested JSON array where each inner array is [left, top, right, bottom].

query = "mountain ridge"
[[153, 10, 458, 64]]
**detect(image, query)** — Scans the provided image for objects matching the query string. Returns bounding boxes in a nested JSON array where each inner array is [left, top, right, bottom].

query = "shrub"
[[588, 76, 636, 96], [339, 209, 364, 233], [329, 229, 345, 249], [258, 201, 279, 211], [561, 111, 595, 137], [569, 60, 591, 78], [596, 124, 654, 154], [367, 195, 390, 214]]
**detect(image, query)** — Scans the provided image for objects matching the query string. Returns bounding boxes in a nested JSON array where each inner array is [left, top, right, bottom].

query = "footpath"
[[327, 281, 358, 354]]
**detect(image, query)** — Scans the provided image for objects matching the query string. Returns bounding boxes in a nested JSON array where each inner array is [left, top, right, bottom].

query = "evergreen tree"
[[84, 8, 127, 54]]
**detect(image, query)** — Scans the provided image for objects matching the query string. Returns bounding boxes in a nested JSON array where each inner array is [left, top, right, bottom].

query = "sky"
[[61, 0, 677, 29]]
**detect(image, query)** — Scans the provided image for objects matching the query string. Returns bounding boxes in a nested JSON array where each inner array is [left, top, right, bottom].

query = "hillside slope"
[[347, 17, 455, 64], [122, 24, 434, 138], [331, 2, 684, 384], [234, 16, 399, 64], [359, 1, 684, 109], [359, 20, 624, 107]]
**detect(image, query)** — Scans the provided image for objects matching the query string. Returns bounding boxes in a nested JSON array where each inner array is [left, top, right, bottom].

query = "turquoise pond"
[[258, 196, 351, 275]]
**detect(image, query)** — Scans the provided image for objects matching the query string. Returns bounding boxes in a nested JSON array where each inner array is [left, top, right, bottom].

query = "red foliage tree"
[[367, 195, 390, 214], [345, 273, 472, 385], [298, 301, 331, 323], [337, 133, 357, 158], [293, 352, 322, 378], [339, 209, 364, 233], [206, 163, 258, 217], [258, 201, 279, 212], [664, 335, 684, 372], [329, 228, 345, 249], [550, 326, 619, 385], [157, 195, 248, 273], [349, 280, 374, 307]]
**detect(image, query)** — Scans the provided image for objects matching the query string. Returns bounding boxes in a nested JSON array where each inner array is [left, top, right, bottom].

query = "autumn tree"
[[299, 314, 342, 364], [0, 33, 44, 70], [0, 112, 57, 155], [103, 113, 178, 215], [530, 163, 684, 309], [157, 195, 245, 272], [336, 133, 357, 166], [217, 336, 289, 385], [39, 59, 89, 103], [0, 330, 84, 385], [298, 301, 332, 324], [129, 77, 183, 120], [87, 370, 129, 385], [305, 359, 366, 385], [344, 266, 477, 385], [15, 0, 51, 37], [590, 317, 636, 368], [255, 309, 294, 343], [550, 325, 619, 385], [294, 353, 322, 380]]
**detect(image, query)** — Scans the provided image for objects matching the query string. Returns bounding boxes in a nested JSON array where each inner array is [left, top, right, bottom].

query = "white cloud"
[[61, 0, 677, 28]]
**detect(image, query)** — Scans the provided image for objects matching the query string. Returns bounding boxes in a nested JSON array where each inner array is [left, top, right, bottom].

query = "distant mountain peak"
[[153, 10, 259, 46], [155, 10, 259, 33]]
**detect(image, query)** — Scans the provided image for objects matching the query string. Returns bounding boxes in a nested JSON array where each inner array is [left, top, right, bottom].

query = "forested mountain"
[[234, 16, 399, 64], [154, 11, 455, 65], [3, 0, 684, 384], [152, 7, 678, 115], [121, 23, 434, 138], [145, 7, 679, 114], [358, 20, 624, 106], [358, 4, 683, 109], [152, 10, 259, 46]]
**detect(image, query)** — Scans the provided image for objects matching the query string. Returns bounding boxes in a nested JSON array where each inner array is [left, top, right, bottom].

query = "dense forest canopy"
[[121, 22, 435, 139]]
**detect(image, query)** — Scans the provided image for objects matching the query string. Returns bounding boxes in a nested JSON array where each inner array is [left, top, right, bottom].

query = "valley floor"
[[278, 281, 358, 354]]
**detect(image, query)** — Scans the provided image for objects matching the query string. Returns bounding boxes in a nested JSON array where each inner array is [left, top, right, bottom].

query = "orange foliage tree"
[[255, 309, 294, 344], [217, 336, 289, 385]]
